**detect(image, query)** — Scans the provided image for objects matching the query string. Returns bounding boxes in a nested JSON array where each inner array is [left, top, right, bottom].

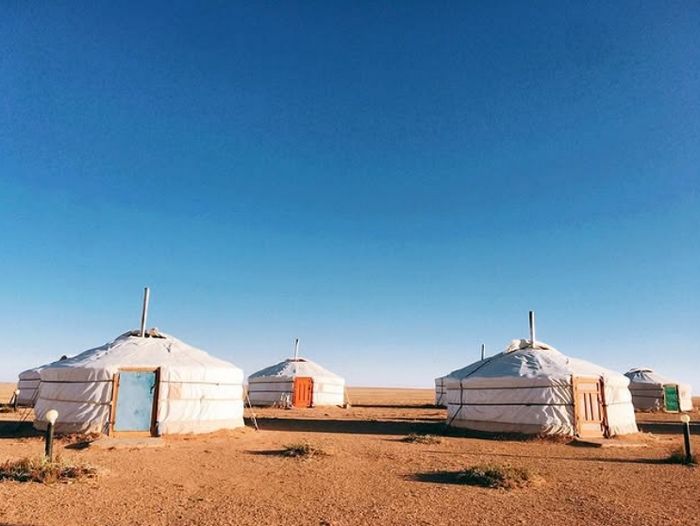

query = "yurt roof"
[[447, 339, 627, 385], [248, 357, 343, 381], [437, 361, 485, 382], [19, 367, 42, 380], [39, 329, 241, 382], [19, 354, 72, 380], [625, 368, 689, 387]]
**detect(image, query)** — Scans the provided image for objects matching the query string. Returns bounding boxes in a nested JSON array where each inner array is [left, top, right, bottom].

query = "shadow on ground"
[[453, 450, 688, 466], [637, 422, 700, 435], [350, 404, 438, 409], [409, 471, 471, 485], [246, 417, 443, 436], [64, 440, 93, 450], [0, 421, 40, 439], [247, 449, 291, 457]]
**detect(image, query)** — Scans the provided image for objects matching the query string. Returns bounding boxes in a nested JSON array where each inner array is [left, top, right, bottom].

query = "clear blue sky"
[[1, 1, 698, 388]]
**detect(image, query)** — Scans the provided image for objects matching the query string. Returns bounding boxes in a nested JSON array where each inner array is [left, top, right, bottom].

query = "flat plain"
[[0, 383, 698, 526]]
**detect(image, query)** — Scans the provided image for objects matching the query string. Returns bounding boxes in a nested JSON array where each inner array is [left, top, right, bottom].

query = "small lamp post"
[[681, 414, 693, 464], [44, 409, 59, 461], [13, 389, 20, 412]]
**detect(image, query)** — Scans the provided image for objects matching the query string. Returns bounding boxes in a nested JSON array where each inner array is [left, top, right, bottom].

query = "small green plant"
[[402, 433, 442, 445], [666, 448, 697, 466], [282, 442, 326, 458], [456, 464, 536, 489], [0, 456, 96, 484]]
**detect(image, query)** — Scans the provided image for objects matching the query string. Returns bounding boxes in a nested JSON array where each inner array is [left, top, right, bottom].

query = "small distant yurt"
[[625, 368, 693, 412], [435, 344, 487, 407], [248, 339, 345, 407], [17, 355, 70, 407], [445, 313, 638, 438], [34, 328, 244, 435], [434, 375, 451, 407], [17, 367, 41, 407]]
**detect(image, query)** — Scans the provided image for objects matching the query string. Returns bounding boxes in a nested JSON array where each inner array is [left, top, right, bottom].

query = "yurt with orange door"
[[247, 339, 345, 407]]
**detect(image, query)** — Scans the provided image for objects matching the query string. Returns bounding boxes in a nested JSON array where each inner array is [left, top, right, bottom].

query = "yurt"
[[435, 345, 487, 407], [17, 367, 42, 407], [624, 368, 693, 412], [33, 328, 245, 436], [434, 375, 451, 407], [16, 355, 70, 407], [445, 313, 638, 438], [247, 339, 345, 408]]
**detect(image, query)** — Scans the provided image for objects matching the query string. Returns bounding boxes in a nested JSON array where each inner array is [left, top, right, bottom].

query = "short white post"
[[293, 338, 300, 360], [480, 344, 485, 361], [140, 287, 150, 337], [529, 310, 536, 346], [44, 409, 59, 461]]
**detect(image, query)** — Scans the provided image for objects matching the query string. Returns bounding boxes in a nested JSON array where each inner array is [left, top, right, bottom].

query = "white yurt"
[[33, 329, 245, 436], [17, 367, 42, 407], [624, 368, 693, 412], [16, 355, 70, 407], [248, 339, 345, 407], [436, 345, 487, 407], [434, 375, 451, 407], [446, 338, 638, 437]]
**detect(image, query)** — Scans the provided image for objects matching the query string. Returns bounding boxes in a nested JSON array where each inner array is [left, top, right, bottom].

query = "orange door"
[[293, 377, 314, 408], [572, 376, 607, 438]]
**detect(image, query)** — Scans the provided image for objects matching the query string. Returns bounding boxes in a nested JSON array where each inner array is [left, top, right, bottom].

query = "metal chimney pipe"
[[529, 310, 536, 346], [140, 287, 150, 337], [293, 338, 300, 360], [480, 343, 486, 361]]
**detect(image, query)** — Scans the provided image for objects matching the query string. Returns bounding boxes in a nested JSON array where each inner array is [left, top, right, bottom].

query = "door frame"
[[572, 375, 609, 438], [108, 367, 161, 437]]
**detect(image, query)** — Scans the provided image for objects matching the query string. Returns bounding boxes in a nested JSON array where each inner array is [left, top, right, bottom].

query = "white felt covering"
[[624, 368, 693, 412], [445, 339, 638, 436], [33, 330, 244, 435], [247, 357, 345, 406]]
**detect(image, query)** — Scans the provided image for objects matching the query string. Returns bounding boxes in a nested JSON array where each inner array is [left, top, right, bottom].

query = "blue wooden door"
[[114, 371, 157, 432]]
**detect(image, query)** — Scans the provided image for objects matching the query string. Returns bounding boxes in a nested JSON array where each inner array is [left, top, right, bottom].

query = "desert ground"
[[0, 383, 699, 526]]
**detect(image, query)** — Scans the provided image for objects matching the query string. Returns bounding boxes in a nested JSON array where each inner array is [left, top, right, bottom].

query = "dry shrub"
[[0, 456, 96, 484], [402, 433, 442, 445], [456, 464, 537, 489], [666, 448, 697, 466], [282, 442, 326, 458]]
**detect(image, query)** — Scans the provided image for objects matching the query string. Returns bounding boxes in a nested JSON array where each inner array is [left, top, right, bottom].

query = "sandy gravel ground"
[[1, 384, 699, 526]]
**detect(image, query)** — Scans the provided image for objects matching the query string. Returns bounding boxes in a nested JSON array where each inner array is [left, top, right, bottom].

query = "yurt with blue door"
[[33, 328, 245, 435]]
